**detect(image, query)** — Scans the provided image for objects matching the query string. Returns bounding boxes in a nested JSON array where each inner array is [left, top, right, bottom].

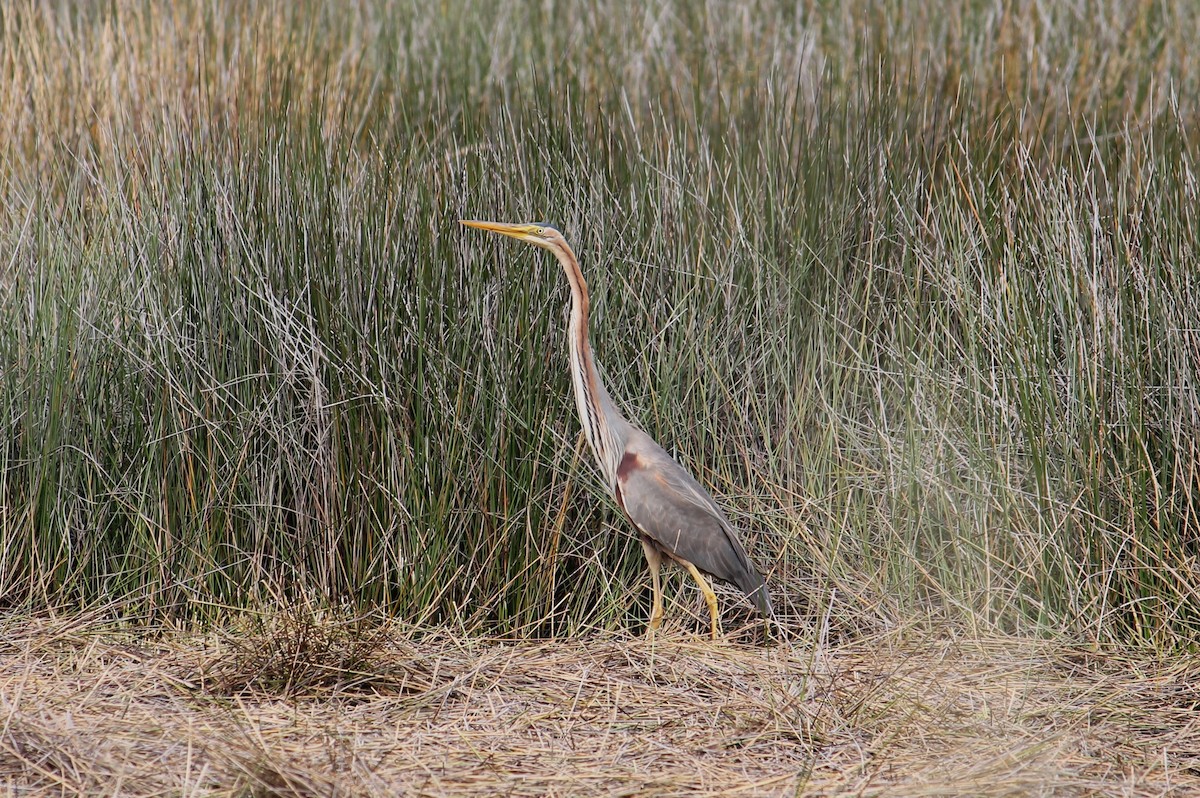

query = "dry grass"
[[0, 611, 1195, 797]]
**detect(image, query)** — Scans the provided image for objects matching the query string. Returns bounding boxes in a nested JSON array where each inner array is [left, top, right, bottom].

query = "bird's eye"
[[536, 227, 546, 236]]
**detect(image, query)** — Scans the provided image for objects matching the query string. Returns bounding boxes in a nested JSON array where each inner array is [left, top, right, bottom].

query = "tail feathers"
[[738, 570, 774, 619]]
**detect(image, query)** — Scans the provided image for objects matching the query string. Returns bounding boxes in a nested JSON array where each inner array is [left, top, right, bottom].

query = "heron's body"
[[461, 219, 772, 637]]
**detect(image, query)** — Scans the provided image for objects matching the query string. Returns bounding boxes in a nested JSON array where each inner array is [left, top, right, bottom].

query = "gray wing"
[[616, 432, 772, 617]]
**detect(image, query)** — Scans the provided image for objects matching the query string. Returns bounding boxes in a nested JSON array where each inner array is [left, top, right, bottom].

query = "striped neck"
[[552, 240, 624, 490]]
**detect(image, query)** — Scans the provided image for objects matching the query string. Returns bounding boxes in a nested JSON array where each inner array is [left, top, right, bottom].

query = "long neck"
[[551, 240, 624, 489]]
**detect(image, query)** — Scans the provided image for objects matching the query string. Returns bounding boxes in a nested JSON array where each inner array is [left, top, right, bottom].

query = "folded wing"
[[615, 432, 772, 617]]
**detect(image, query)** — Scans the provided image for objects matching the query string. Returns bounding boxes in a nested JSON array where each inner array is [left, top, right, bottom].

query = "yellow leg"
[[640, 537, 664, 637], [682, 561, 721, 640]]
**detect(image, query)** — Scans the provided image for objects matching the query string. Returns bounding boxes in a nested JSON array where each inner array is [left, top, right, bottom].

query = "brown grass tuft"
[[0, 612, 1196, 796]]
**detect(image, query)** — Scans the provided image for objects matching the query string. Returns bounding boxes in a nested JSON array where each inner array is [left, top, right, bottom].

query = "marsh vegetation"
[[1, 0, 1197, 793]]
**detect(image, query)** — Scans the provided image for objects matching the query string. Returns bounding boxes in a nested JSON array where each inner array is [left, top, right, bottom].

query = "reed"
[[0, 0, 1196, 647]]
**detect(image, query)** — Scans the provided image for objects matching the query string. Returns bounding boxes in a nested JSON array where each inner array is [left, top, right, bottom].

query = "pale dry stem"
[[0, 614, 1195, 796]]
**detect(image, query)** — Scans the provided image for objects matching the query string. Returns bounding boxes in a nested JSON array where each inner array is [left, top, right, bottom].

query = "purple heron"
[[461, 220, 773, 638]]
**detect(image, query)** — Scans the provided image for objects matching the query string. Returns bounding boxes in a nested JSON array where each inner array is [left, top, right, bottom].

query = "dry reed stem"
[[0, 613, 1196, 796]]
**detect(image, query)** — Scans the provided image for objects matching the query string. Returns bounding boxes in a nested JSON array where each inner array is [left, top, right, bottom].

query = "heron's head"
[[460, 220, 565, 253]]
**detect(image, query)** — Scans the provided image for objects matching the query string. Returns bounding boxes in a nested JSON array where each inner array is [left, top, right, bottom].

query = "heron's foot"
[[709, 611, 727, 640], [647, 601, 664, 633], [681, 561, 723, 643], [706, 600, 722, 640], [645, 610, 663, 641]]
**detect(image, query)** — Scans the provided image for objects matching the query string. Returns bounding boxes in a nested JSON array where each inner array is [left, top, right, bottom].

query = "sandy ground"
[[0, 612, 1196, 796]]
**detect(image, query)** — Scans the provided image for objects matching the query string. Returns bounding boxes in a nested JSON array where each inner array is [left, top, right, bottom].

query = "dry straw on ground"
[[0, 611, 1196, 796]]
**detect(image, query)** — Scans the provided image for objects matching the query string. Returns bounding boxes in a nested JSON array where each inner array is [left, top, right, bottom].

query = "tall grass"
[[0, 0, 1196, 646]]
